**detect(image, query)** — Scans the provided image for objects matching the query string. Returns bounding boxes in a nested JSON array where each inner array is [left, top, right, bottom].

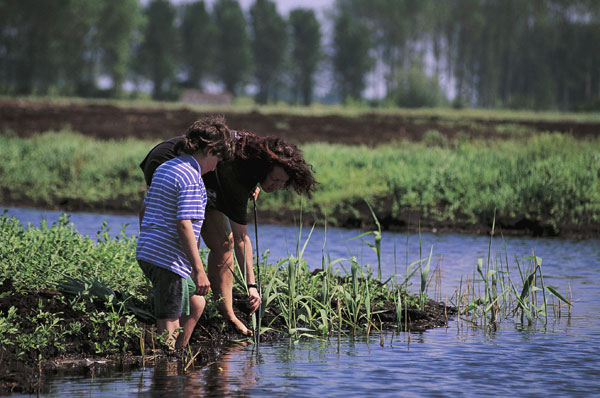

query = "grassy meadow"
[[0, 128, 598, 234]]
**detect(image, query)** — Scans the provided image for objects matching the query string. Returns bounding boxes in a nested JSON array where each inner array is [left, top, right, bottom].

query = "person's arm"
[[230, 220, 261, 314], [177, 219, 210, 296]]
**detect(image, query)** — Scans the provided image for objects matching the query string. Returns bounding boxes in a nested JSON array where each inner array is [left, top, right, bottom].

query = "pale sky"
[[238, 0, 333, 16], [169, 0, 334, 17]]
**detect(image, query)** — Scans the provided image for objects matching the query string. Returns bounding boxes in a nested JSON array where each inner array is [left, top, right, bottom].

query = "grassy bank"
[[0, 211, 448, 393], [300, 133, 600, 233], [0, 205, 573, 393], [1, 130, 599, 236]]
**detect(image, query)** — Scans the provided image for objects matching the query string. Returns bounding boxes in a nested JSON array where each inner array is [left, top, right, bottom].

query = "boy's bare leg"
[[157, 318, 180, 349], [176, 295, 206, 348]]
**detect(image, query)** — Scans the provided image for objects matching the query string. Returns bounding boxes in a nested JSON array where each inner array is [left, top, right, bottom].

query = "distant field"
[[4, 95, 600, 122], [1, 97, 599, 147]]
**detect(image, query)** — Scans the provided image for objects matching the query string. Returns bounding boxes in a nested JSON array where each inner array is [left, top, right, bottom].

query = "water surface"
[[4, 206, 600, 397]]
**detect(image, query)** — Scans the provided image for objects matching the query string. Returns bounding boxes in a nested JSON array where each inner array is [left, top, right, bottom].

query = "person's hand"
[[250, 186, 260, 200], [192, 271, 211, 296], [248, 287, 261, 315]]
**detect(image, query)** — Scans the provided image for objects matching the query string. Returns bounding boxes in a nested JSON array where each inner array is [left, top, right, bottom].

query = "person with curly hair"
[[137, 116, 234, 348], [140, 129, 317, 336]]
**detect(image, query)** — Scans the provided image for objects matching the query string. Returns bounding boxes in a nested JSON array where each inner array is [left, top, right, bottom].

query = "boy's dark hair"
[[175, 116, 234, 160]]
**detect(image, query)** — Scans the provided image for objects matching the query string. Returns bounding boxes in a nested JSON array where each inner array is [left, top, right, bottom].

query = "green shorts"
[[138, 260, 196, 319]]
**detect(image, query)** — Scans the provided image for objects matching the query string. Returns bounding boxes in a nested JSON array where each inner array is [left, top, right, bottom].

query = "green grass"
[[285, 133, 600, 231], [1, 130, 598, 233], [0, 130, 148, 211]]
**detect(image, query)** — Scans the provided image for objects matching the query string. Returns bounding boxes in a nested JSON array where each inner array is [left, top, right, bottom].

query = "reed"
[[454, 244, 571, 331], [349, 200, 382, 279]]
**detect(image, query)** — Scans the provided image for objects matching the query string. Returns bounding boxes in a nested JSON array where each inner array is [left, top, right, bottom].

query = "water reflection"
[[138, 344, 257, 397], [200, 344, 257, 397]]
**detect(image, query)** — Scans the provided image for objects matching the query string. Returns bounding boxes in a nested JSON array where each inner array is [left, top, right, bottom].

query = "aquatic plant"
[[453, 218, 572, 331], [350, 200, 382, 279]]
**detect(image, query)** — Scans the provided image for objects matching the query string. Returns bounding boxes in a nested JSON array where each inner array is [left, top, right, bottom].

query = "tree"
[[388, 62, 445, 108], [97, 0, 143, 97], [340, 0, 431, 96], [0, 0, 59, 94], [0, 0, 100, 96], [180, 1, 216, 89], [213, 0, 251, 95], [332, 9, 373, 101], [60, 0, 102, 96], [135, 0, 179, 100], [289, 8, 322, 105], [249, 0, 287, 104]]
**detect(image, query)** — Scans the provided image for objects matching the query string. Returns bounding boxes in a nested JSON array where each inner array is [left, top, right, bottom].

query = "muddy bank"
[[0, 278, 453, 395], [1, 99, 598, 146]]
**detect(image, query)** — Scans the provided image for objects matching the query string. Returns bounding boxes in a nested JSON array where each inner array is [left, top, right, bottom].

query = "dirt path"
[[1, 99, 598, 145]]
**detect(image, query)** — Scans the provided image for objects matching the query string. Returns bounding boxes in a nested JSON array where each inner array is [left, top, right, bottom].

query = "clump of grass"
[[0, 211, 430, 362], [452, 217, 571, 331]]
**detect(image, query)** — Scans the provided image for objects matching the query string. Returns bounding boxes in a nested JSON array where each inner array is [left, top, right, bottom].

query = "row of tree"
[[1, 0, 599, 110]]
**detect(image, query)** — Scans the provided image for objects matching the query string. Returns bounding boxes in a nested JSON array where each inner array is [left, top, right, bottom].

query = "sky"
[[170, 0, 334, 17]]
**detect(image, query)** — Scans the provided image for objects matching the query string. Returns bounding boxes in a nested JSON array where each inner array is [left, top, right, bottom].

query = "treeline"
[[1, 0, 599, 110]]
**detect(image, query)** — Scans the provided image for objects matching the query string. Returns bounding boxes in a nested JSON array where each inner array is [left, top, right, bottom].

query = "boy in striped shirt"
[[137, 116, 234, 349]]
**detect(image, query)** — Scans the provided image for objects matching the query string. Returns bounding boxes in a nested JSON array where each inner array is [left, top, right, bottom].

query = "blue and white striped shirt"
[[136, 154, 206, 278]]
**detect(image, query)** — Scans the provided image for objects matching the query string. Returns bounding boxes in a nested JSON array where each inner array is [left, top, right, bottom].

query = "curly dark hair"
[[235, 131, 317, 196], [175, 116, 234, 160]]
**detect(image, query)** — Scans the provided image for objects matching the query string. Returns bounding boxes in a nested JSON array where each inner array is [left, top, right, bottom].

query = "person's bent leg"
[[202, 210, 251, 336]]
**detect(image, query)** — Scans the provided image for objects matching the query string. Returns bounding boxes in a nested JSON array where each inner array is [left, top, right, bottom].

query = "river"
[[4, 206, 600, 397]]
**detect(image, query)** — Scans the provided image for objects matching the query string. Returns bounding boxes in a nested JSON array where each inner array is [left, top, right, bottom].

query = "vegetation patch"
[[2, 129, 598, 237], [0, 213, 453, 394], [0, 209, 573, 394]]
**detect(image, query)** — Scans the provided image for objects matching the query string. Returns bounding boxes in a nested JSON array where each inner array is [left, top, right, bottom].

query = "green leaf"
[[544, 286, 571, 305]]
